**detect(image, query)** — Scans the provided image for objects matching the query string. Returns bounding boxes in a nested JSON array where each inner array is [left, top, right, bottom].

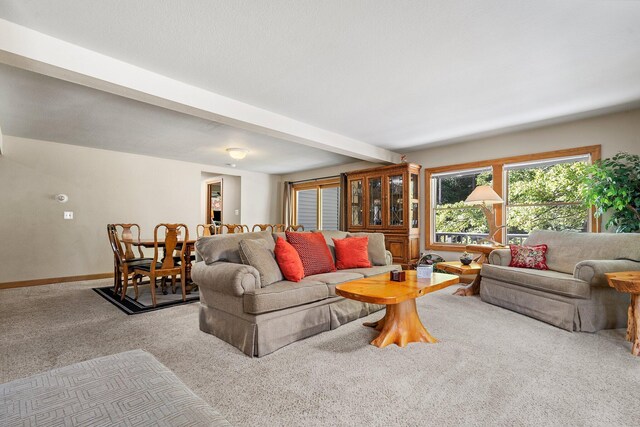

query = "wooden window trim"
[[424, 145, 601, 252], [291, 177, 340, 229]]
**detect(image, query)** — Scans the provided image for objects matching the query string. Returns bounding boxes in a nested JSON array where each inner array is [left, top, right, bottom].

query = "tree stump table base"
[[627, 294, 640, 356], [452, 275, 481, 296], [364, 300, 438, 348], [605, 271, 640, 357], [451, 244, 506, 297], [335, 270, 459, 349]]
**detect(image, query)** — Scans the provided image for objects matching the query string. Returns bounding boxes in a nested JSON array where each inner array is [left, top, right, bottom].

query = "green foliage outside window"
[[435, 162, 589, 240], [435, 171, 491, 235]]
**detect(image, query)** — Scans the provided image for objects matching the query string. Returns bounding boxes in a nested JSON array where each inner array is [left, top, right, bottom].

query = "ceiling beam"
[[0, 18, 400, 164]]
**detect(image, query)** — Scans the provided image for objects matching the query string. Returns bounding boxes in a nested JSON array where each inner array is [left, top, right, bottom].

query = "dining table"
[[126, 238, 198, 293]]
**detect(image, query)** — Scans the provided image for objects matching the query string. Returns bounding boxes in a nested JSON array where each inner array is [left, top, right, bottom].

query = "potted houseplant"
[[583, 152, 640, 233]]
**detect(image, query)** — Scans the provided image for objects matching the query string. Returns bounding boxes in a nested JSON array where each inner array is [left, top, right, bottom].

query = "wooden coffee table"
[[335, 270, 459, 348], [606, 271, 640, 356]]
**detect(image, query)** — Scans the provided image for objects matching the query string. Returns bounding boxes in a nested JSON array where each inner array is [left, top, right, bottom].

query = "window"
[[505, 155, 590, 244], [432, 168, 493, 245], [425, 146, 600, 251], [292, 178, 341, 231], [296, 188, 318, 230]]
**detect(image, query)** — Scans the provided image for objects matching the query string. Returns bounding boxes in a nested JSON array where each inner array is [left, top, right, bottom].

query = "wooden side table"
[[453, 244, 507, 296], [437, 261, 482, 276], [606, 271, 640, 356]]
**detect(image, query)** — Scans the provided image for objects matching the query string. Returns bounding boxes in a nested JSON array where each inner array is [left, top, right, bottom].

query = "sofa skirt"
[[480, 278, 629, 332], [200, 298, 384, 357]]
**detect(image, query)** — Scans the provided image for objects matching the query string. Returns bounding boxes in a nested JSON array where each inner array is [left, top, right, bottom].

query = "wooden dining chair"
[[107, 224, 152, 299], [286, 224, 305, 231], [114, 223, 145, 260], [271, 224, 286, 232], [132, 224, 189, 307], [220, 224, 249, 234], [197, 223, 220, 237], [251, 224, 274, 232]]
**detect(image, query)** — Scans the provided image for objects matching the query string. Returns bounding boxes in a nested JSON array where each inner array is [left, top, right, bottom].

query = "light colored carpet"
[[2, 279, 639, 426]]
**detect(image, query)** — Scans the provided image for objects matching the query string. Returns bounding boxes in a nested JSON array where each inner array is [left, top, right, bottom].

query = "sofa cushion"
[[305, 271, 364, 285], [286, 231, 336, 276], [481, 264, 590, 299], [272, 231, 287, 243], [196, 231, 274, 265], [239, 239, 283, 286], [274, 238, 305, 282], [308, 272, 366, 297], [333, 237, 371, 269], [347, 232, 387, 266], [319, 230, 349, 262], [243, 279, 329, 314], [341, 264, 401, 277], [524, 230, 640, 274]]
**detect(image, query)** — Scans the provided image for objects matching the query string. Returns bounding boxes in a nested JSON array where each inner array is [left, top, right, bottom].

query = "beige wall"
[[278, 108, 640, 260], [0, 136, 279, 283]]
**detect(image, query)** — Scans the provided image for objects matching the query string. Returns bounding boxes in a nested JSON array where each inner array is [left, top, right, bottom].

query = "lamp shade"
[[464, 185, 503, 205]]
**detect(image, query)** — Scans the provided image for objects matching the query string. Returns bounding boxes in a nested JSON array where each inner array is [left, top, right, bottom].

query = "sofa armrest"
[[191, 261, 260, 296], [574, 259, 640, 287], [488, 249, 511, 266], [385, 250, 393, 266]]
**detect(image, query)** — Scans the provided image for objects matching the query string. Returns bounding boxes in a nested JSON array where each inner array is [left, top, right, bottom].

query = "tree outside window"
[[431, 155, 590, 246], [433, 169, 493, 245], [506, 159, 589, 244]]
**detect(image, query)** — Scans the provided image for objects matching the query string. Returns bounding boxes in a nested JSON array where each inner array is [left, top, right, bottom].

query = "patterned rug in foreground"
[[93, 284, 199, 315]]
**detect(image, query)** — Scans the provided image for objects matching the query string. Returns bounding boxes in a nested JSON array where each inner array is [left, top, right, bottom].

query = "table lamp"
[[464, 185, 505, 245]]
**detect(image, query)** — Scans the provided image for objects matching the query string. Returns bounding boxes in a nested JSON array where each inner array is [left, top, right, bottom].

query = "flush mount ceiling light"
[[226, 148, 249, 160]]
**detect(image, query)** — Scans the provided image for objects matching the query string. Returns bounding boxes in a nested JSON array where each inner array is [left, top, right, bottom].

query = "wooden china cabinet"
[[345, 163, 421, 268]]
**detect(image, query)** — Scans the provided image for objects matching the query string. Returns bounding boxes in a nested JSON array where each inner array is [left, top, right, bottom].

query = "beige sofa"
[[192, 230, 400, 357], [480, 230, 640, 332]]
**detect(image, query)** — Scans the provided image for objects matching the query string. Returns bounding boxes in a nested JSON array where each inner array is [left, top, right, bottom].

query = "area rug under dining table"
[[93, 283, 199, 315]]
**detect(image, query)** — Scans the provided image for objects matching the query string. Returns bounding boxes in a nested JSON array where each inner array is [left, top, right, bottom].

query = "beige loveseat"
[[480, 230, 640, 332], [192, 230, 400, 357]]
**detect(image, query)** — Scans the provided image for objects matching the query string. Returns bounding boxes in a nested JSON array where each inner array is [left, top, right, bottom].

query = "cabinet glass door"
[[388, 174, 404, 226], [368, 177, 383, 226], [410, 173, 419, 229], [350, 179, 363, 227]]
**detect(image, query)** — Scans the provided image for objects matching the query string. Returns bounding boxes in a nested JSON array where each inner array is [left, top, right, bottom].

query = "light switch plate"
[[234, 209, 240, 216], [64, 211, 73, 220]]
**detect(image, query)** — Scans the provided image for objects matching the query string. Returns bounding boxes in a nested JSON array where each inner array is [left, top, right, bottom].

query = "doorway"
[[206, 179, 223, 224]]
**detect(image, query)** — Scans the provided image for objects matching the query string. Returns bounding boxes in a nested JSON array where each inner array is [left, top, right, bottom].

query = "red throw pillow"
[[332, 237, 371, 269], [509, 244, 549, 270], [285, 231, 336, 276], [274, 238, 305, 282]]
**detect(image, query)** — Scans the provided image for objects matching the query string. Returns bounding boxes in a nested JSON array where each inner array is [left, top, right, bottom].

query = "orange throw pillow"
[[333, 237, 372, 269], [274, 237, 305, 282], [285, 231, 336, 276]]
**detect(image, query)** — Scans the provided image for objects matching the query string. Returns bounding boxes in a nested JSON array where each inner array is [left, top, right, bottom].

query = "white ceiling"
[[0, 1, 639, 167], [0, 64, 354, 174]]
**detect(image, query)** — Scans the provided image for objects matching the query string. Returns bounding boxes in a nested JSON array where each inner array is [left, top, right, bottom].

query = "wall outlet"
[[64, 211, 73, 220], [234, 209, 240, 216]]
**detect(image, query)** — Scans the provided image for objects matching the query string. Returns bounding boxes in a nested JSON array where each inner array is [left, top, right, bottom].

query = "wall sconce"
[[226, 148, 249, 160], [55, 194, 69, 203]]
